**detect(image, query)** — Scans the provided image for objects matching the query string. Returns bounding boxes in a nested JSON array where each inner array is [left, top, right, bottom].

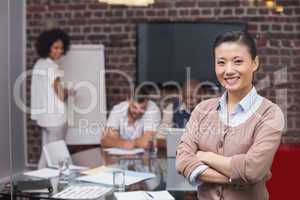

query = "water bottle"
[[58, 157, 70, 185], [148, 134, 157, 157]]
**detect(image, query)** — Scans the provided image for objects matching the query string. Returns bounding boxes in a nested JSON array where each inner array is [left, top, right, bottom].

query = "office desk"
[[1, 147, 197, 199], [72, 147, 197, 192]]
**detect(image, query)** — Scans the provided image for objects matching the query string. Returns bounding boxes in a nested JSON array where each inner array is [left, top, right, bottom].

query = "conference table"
[[1, 147, 197, 200]]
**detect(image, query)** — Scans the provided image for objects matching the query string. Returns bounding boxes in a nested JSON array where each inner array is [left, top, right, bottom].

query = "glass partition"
[[0, 0, 11, 196], [4, 0, 300, 199], [0, 0, 26, 199], [10, 0, 26, 174]]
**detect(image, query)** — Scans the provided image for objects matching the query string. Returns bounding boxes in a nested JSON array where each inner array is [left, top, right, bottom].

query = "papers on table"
[[69, 164, 89, 170], [77, 167, 156, 186], [23, 165, 87, 179], [81, 166, 110, 175], [49, 164, 88, 171], [103, 148, 145, 155], [24, 168, 59, 179], [114, 191, 175, 200], [52, 185, 112, 199]]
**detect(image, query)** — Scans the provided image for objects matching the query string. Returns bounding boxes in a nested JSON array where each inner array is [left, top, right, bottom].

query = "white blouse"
[[31, 58, 66, 127]]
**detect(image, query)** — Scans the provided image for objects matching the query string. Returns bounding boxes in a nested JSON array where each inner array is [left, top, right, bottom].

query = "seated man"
[[101, 86, 161, 149], [161, 80, 201, 128]]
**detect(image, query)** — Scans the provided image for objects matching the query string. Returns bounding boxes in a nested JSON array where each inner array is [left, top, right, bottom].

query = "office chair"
[[43, 140, 73, 168]]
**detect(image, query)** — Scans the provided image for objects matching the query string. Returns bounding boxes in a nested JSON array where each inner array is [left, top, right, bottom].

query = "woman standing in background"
[[31, 28, 71, 168], [176, 31, 284, 200]]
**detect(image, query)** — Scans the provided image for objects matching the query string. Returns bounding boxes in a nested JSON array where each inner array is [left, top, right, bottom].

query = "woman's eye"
[[217, 61, 225, 65], [234, 60, 243, 65]]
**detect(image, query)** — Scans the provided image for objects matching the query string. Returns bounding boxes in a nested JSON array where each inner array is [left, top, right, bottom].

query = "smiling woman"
[[214, 31, 259, 113], [176, 31, 285, 200], [30, 28, 72, 169]]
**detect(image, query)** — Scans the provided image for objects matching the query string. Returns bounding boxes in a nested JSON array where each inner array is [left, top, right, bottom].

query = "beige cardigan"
[[176, 97, 284, 200]]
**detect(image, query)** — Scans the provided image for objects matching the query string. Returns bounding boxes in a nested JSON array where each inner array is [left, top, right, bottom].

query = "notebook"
[[114, 191, 174, 200], [24, 168, 59, 179], [103, 148, 144, 155]]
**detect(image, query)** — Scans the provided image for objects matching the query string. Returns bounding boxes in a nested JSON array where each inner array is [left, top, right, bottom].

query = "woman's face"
[[214, 42, 258, 94], [49, 40, 64, 60]]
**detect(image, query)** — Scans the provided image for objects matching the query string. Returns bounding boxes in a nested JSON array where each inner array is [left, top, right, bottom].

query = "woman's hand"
[[196, 150, 232, 177], [53, 77, 68, 101], [196, 151, 212, 163], [122, 140, 136, 149]]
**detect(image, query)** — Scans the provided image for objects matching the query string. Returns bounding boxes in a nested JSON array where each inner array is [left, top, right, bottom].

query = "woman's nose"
[[224, 64, 235, 76]]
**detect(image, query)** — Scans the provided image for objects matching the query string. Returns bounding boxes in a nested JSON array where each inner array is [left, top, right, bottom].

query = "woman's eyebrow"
[[232, 56, 243, 60]]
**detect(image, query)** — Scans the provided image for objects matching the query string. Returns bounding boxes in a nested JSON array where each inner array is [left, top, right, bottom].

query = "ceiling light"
[[275, 5, 284, 13], [265, 0, 275, 9], [98, 0, 154, 6]]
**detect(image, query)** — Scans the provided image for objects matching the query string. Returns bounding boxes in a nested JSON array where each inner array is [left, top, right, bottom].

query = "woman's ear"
[[253, 56, 259, 72]]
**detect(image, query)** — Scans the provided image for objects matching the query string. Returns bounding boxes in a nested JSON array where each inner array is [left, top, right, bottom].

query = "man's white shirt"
[[106, 100, 161, 140]]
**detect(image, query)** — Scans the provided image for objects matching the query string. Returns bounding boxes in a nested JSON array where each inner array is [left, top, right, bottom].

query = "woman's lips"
[[224, 77, 240, 86]]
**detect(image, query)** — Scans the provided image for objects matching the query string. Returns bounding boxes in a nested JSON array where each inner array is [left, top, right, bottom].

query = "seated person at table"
[[101, 86, 161, 149], [161, 79, 201, 128]]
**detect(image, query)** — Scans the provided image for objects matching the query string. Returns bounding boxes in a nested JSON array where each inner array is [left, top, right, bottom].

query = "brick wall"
[[26, 0, 300, 164]]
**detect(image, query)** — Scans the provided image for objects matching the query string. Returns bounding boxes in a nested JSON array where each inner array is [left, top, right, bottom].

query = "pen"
[[146, 192, 154, 199]]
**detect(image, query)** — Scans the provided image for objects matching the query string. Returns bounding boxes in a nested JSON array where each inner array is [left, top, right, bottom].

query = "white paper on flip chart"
[[24, 168, 59, 179], [103, 148, 145, 155], [114, 191, 175, 200]]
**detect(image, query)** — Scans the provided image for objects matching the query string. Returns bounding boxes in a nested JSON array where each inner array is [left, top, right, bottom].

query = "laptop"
[[163, 128, 197, 191], [163, 128, 186, 157]]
